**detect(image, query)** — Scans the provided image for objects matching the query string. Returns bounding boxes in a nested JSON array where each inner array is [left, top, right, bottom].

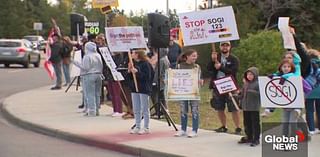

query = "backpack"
[[305, 59, 320, 89]]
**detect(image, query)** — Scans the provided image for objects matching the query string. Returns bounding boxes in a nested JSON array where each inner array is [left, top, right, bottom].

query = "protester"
[[150, 48, 170, 118], [61, 36, 73, 86], [49, 34, 63, 90], [167, 38, 182, 68], [305, 49, 320, 134], [207, 41, 242, 134], [72, 42, 103, 116], [174, 49, 203, 138], [238, 67, 261, 146], [129, 50, 154, 134]]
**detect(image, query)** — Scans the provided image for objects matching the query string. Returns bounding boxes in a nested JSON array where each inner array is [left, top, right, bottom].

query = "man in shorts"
[[207, 41, 242, 134]]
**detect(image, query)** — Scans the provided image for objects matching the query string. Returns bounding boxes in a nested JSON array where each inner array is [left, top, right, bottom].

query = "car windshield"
[[23, 36, 38, 41], [0, 41, 21, 47]]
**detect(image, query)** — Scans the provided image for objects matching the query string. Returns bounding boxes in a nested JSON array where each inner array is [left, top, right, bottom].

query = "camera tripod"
[[65, 76, 80, 93]]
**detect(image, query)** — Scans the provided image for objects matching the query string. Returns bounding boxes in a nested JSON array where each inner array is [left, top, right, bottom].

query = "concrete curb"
[[1, 97, 182, 157]]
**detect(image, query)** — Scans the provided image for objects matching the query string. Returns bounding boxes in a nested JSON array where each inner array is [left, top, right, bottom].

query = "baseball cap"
[[220, 41, 231, 46]]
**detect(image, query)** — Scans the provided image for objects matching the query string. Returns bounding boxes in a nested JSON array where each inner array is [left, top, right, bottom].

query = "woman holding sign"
[[174, 49, 203, 138], [128, 50, 154, 135]]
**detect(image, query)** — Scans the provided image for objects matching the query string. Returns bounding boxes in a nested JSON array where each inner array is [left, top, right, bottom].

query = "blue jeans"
[[52, 62, 62, 87], [131, 93, 150, 129], [62, 63, 71, 84], [84, 74, 102, 114], [180, 100, 199, 132], [282, 109, 299, 136], [306, 99, 320, 131]]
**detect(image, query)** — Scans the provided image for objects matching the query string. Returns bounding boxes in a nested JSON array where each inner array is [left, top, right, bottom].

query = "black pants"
[[243, 111, 260, 141]]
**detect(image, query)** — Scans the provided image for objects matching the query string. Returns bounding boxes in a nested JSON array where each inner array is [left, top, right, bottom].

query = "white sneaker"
[[112, 112, 124, 117], [174, 130, 187, 137], [130, 127, 140, 134], [138, 128, 150, 135], [261, 109, 271, 117], [187, 131, 198, 138], [310, 131, 316, 135]]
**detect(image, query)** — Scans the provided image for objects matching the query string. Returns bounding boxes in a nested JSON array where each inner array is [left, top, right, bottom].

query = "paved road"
[[0, 63, 135, 157]]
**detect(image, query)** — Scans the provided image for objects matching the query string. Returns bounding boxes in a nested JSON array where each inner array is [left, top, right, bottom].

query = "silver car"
[[0, 39, 41, 68]]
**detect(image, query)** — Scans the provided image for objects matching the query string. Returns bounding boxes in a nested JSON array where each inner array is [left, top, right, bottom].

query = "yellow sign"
[[92, 0, 119, 8]]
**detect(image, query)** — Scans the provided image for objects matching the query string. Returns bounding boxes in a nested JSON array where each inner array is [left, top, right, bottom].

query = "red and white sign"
[[105, 26, 147, 52], [259, 76, 304, 108], [213, 76, 238, 94], [178, 6, 239, 46]]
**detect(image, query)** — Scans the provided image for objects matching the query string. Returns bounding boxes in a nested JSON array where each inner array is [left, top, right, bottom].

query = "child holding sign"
[[174, 49, 204, 138], [238, 67, 261, 147]]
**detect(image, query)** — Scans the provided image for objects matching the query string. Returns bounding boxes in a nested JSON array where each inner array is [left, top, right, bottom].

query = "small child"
[[174, 49, 204, 138], [238, 67, 261, 146]]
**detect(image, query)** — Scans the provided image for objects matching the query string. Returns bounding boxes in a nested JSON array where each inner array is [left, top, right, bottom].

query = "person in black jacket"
[[207, 41, 242, 134], [129, 50, 154, 135]]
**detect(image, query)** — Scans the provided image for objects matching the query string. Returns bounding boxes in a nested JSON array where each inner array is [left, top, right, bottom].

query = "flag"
[[44, 28, 55, 80]]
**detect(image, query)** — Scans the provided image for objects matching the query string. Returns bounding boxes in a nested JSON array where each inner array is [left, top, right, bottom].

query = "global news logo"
[[264, 130, 305, 151]]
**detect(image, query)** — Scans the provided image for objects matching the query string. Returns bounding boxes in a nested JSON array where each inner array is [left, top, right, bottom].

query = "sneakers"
[[130, 127, 140, 134], [214, 126, 228, 133], [238, 136, 251, 144], [50, 86, 61, 90], [261, 109, 271, 117], [112, 112, 124, 117], [234, 128, 242, 135], [187, 131, 198, 138], [138, 128, 150, 135], [174, 130, 187, 137], [250, 140, 260, 147], [78, 104, 84, 109]]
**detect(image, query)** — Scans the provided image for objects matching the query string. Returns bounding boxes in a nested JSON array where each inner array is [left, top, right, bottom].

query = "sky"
[[117, 0, 199, 15]]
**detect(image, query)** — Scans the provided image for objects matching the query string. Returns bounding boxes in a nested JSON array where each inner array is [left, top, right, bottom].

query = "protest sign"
[[178, 6, 239, 46], [105, 26, 147, 52], [166, 69, 200, 100], [278, 17, 296, 50]]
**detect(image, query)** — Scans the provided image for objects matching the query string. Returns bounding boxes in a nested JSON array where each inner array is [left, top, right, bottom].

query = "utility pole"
[[166, 0, 169, 15]]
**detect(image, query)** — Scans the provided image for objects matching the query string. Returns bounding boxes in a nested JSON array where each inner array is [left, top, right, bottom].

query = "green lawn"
[[164, 81, 282, 134]]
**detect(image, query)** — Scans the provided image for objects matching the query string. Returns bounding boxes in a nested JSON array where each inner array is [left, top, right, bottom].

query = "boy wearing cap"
[[207, 41, 242, 134]]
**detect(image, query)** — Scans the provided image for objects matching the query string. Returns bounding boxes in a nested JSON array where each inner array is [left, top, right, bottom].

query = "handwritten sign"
[[105, 26, 147, 52], [70, 50, 81, 77], [213, 76, 238, 94], [166, 69, 200, 100], [92, 0, 119, 8], [278, 17, 296, 50], [258, 76, 304, 108], [99, 47, 124, 81], [178, 6, 239, 46]]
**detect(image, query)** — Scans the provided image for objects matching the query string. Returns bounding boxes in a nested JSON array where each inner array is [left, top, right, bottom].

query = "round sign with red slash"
[[265, 78, 297, 106]]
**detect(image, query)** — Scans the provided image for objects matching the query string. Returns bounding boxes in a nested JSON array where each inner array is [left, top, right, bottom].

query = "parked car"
[[0, 39, 41, 68], [23, 35, 46, 50]]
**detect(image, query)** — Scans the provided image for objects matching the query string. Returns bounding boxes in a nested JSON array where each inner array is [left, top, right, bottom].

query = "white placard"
[[278, 17, 296, 50], [178, 6, 239, 46], [213, 76, 238, 94], [166, 69, 200, 100], [105, 26, 147, 52], [258, 76, 304, 108], [70, 50, 81, 77], [33, 22, 43, 31], [99, 47, 124, 81]]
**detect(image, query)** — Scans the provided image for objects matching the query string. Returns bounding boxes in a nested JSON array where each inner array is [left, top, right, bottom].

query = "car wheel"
[[33, 55, 40, 68], [23, 57, 30, 68], [4, 64, 10, 68]]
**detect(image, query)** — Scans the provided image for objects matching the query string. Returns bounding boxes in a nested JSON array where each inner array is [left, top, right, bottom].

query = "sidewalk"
[[2, 86, 319, 157]]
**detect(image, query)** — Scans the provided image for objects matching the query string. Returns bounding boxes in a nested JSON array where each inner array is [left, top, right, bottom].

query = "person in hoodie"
[[149, 48, 170, 118], [72, 42, 103, 116], [238, 67, 261, 147]]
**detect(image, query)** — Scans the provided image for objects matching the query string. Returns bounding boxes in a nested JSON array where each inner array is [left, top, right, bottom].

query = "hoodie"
[[73, 42, 103, 75], [240, 67, 261, 111]]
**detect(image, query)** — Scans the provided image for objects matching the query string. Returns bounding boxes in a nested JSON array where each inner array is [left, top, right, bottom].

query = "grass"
[[163, 80, 282, 134]]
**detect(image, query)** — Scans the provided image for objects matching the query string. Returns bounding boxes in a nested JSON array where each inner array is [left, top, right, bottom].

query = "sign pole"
[[128, 50, 139, 92], [228, 92, 239, 110]]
